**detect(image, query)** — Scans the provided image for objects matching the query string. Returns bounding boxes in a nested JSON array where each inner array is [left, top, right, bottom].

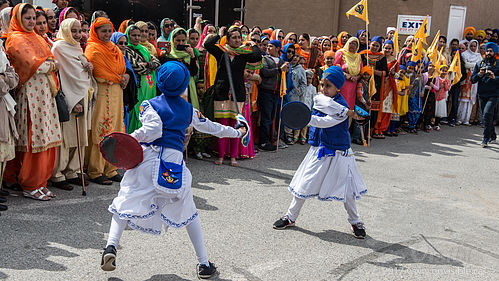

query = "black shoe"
[[0, 204, 7, 211], [352, 139, 364, 145], [4, 183, 21, 191], [352, 223, 366, 239], [51, 180, 74, 191], [109, 174, 123, 182], [100, 245, 117, 271], [67, 177, 88, 186], [258, 143, 276, 151], [197, 261, 217, 279], [273, 216, 295, 230], [0, 189, 9, 196], [89, 176, 113, 185], [0, 197, 7, 203]]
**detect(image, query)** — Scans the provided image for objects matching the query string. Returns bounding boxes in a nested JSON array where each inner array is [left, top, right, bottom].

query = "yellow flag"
[[393, 29, 399, 56], [368, 73, 376, 98], [448, 51, 462, 86], [346, 0, 369, 24], [414, 15, 429, 45], [411, 39, 422, 62], [427, 30, 440, 54], [280, 70, 287, 97]]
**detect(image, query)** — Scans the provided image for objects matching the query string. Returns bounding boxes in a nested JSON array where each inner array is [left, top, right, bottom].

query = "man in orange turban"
[[464, 26, 476, 42]]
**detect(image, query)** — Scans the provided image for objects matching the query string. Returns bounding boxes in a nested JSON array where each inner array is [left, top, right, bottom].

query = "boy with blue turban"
[[273, 66, 369, 239], [100, 61, 247, 279]]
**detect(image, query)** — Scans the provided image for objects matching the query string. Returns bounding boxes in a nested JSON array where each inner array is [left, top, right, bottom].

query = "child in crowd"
[[292, 69, 316, 144], [273, 66, 368, 239], [406, 61, 424, 134], [190, 80, 213, 160], [422, 62, 440, 132], [352, 66, 371, 145], [389, 65, 409, 135], [434, 65, 450, 130]]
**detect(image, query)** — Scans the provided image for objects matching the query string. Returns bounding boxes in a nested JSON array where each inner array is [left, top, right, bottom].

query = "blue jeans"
[[479, 96, 499, 141]]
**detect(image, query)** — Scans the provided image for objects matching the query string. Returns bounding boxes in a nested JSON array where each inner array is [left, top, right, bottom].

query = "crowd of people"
[[0, 0, 498, 213]]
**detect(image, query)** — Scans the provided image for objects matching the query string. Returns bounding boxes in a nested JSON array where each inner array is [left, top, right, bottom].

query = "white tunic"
[[288, 94, 367, 202], [109, 102, 240, 235]]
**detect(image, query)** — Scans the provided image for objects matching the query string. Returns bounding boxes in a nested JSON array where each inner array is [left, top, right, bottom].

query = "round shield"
[[281, 101, 311, 130], [99, 132, 143, 170]]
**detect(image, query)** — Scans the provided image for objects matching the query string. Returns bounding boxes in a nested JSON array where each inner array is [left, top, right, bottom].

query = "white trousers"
[[285, 184, 361, 225], [106, 214, 209, 266]]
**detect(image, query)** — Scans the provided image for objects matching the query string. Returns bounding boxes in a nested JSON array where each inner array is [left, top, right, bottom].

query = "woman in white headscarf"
[[0, 31, 19, 209], [457, 39, 482, 125], [0, 7, 11, 44], [50, 18, 94, 190]]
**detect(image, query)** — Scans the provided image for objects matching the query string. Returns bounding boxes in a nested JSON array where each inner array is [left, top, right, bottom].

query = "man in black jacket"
[[471, 42, 499, 147], [257, 40, 290, 151]]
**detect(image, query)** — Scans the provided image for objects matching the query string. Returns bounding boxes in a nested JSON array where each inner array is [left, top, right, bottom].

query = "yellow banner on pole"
[[346, 0, 369, 24]]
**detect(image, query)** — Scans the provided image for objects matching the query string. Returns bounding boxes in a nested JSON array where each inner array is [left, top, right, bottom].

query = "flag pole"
[[365, 9, 371, 146]]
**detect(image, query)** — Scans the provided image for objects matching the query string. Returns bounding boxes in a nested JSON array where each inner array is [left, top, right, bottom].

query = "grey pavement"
[[1, 125, 498, 281]]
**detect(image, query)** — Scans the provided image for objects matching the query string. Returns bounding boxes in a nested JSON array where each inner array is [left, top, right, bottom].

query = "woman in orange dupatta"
[[85, 17, 128, 185], [118, 19, 133, 33], [359, 36, 389, 139], [4, 3, 61, 200], [337, 31, 349, 50], [381, 40, 399, 136], [34, 9, 54, 48]]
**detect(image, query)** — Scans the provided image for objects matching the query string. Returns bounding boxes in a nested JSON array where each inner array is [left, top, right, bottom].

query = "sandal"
[[230, 158, 238, 167], [23, 188, 50, 201], [89, 176, 113, 185], [41, 187, 56, 198], [214, 158, 223, 165]]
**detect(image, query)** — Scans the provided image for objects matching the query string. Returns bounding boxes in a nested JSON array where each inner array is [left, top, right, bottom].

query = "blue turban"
[[384, 40, 394, 47], [371, 36, 383, 46], [269, 39, 282, 50], [356, 29, 365, 38], [399, 65, 407, 71], [485, 42, 499, 55], [322, 66, 345, 89], [280, 43, 295, 62], [406, 61, 417, 67], [156, 61, 190, 97]]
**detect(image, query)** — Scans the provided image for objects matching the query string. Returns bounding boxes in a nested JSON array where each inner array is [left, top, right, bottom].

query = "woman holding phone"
[[165, 28, 200, 109]]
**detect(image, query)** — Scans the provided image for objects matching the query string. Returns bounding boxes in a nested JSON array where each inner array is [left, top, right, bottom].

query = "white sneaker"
[[195, 152, 203, 159]]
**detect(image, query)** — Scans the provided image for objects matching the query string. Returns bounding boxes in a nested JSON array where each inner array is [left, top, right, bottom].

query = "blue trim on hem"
[[109, 204, 159, 220], [127, 221, 162, 235], [161, 212, 198, 228], [289, 186, 367, 202]]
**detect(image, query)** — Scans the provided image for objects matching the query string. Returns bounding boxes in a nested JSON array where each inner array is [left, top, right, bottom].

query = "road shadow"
[[289, 226, 463, 279]]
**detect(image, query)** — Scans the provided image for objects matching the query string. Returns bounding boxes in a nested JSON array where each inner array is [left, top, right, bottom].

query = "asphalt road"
[[1, 125, 498, 281]]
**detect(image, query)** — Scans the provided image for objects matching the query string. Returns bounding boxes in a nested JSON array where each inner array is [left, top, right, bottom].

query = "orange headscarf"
[[118, 19, 131, 33], [282, 32, 297, 45], [337, 31, 349, 49], [85, 17, 126, 84], [271, 29, 283, 41], [262, 29, 272, 38], [6, 3, 55, 87]]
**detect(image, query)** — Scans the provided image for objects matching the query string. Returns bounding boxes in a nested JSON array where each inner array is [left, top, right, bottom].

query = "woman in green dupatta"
[[123, 25, 161, 133], [166, 27, 199, 109]]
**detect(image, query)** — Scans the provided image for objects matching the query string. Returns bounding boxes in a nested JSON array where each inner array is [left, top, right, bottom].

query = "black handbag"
[[55, 72, 70, 122]]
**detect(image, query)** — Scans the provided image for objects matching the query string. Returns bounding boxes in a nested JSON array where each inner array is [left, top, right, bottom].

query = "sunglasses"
[[287, 50, 295, 54], [278, 36, 284, 39], [486, 32, 493, 35], [331, 41, 338, 43], [118, 41, 127, 45], [164, 23, 174, 28]]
